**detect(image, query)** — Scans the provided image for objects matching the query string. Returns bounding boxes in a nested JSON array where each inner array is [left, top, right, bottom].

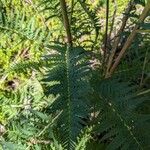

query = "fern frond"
[[94, 79, 150, 150], [75, 127, 92, 150], [0, 8, 50, 49], [42, 44, 91, 149], [77, 0, 100, 32], [38, 0, 60, 20]]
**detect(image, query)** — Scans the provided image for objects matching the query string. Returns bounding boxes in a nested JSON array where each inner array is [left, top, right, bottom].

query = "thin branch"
[[108, 0, 117, 38], [108, 1, 150, 77], [140, 48, 148, 86], [102, 0, 109, 72], [104, 0, 110, 53], [60, 0, 72, 46], [137, 89, 150, 96], [38, 111, 62, 137]]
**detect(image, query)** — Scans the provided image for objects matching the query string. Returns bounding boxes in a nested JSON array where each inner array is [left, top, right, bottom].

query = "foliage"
[[93, 79, 150, 150], [42, 44, 91, 149], [0, 0, 150, 150]]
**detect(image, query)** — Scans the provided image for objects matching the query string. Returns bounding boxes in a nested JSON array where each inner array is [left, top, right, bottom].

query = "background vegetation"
[[0, 0, 150, 149]]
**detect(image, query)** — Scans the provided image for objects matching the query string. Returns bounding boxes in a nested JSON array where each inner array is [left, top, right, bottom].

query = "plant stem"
[[140, 49, 148, 87], [102, 0, 109, 73], [108, 0, 117, 38], [108, 1, 150, 77], [105, 0, 134, 77], [60, 0, 72, 46], [104, 0, 109, 54]]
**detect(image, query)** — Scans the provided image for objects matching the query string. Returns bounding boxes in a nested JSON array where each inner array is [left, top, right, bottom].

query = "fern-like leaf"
[[42, 44, 91, 149], [93, 79, 150, 150]]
